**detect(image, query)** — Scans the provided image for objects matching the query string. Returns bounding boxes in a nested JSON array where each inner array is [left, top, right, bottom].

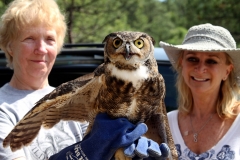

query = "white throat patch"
[[108, 63, 149, 87]]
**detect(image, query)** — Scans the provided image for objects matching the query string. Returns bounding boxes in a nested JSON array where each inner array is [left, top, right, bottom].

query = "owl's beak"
[[125, 43, 132, 61]]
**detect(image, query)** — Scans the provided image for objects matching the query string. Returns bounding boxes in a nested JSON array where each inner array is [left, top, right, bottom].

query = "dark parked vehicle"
[[0, 44, 177, 112]]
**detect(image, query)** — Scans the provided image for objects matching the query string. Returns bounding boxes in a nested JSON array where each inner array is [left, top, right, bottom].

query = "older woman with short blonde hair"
[[0, 1, 88, 160], [0, 0, 66, 69]]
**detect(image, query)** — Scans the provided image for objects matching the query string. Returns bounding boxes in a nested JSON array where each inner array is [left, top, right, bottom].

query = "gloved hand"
[[124, 137, 170, 160], [49, 113, 147, 160]]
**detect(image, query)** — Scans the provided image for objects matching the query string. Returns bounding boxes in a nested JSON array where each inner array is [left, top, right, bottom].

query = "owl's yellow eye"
[[134, 39, 144, 49], [113, 38, 123, 48]]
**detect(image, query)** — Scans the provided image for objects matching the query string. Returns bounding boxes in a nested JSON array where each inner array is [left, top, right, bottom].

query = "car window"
[[158, 64, 177, 112]]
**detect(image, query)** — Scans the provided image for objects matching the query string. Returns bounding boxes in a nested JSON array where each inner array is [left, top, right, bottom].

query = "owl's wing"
[[147, 105, 178, 160], [3, 64, 105, 152], [144, 73, 178, 160]]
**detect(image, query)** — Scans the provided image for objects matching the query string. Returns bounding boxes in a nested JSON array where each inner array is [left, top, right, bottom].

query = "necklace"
[[190, 114, 213, 142]]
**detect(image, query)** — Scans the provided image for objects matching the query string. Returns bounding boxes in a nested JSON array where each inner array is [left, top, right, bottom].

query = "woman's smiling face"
[[180, 51, 233, 94], [9, 26, 58, 81]]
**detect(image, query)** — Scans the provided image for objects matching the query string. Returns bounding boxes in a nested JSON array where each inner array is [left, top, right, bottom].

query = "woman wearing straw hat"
[[160, 23, 240, 159]]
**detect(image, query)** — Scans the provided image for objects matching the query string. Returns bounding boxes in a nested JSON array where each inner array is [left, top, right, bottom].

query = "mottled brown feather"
[[3, 64, 105, 151]]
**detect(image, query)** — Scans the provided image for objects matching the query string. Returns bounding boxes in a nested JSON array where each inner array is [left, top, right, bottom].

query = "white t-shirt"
[[168, 110, 240, 160], [0, 83, 88, 160]]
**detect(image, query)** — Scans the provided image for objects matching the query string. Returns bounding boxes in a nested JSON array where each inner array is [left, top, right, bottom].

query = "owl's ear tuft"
[[150, 36, 155, 45], [102, 33, 117, 44]]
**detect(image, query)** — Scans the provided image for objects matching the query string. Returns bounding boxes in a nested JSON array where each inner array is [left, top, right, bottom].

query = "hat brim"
[[159, 41, 240, 80]]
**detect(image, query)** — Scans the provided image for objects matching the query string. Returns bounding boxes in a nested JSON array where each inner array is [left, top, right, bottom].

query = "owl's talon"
[[115, 148, 132, 160]]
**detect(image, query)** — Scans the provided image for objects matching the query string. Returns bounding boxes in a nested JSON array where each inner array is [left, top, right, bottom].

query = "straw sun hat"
[[160, 23, 240, 81]]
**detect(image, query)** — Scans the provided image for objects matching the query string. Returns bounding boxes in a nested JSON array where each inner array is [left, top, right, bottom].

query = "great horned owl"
[[3, 31, 177, 159]]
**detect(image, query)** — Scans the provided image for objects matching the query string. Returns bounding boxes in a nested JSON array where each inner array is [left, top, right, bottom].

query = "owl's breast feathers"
[[98, 59, 165, 123]]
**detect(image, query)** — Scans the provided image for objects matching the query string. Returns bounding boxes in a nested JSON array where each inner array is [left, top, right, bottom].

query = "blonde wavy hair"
[[0, 0, 67, 69], [175, 51, 240, 119]]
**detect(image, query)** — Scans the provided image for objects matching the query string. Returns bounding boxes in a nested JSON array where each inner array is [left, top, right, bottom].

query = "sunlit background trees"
[[1, 0, 240, 46]]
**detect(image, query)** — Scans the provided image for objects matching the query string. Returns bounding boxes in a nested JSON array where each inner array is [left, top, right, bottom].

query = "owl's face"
[[103, 31, 155, 69]]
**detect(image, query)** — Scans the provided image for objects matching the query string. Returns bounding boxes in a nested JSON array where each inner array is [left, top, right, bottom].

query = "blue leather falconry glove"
[[124, 137, 170, 160], [49, 113, 147, 160]]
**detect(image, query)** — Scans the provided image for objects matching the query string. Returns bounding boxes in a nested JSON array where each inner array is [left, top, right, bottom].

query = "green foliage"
[[166, 0, 240, 47], [56, 0, 185, 45], [0, 0, 8, 16], [1, 0, 240, 47]]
